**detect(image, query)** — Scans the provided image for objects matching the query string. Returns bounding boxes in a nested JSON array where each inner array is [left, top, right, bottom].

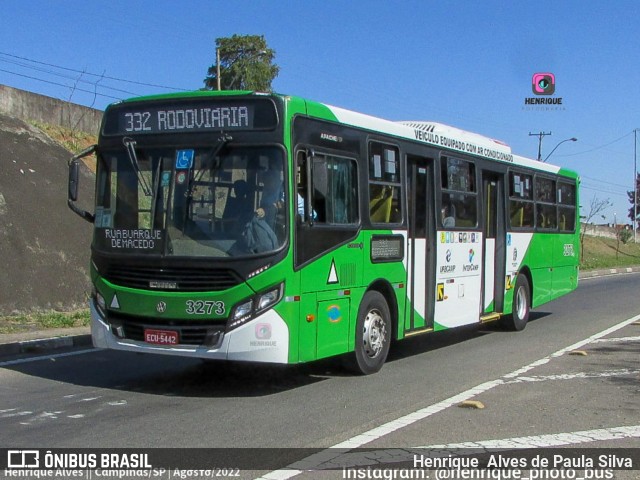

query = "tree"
[[62, 69, 103, 152], [626, 172, 640, 230], [203, 35, 279, 91], [618, 227, 633, 245], [580, 195, 611, 261]]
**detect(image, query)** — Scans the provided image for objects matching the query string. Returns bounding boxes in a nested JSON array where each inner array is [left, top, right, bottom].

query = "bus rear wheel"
[[502, 273, 530, 331], [346, 291, 391, 375]]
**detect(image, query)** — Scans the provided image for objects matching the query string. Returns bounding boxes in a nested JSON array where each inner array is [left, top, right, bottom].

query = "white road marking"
[[591, 335, 640, 343], [256, 313, 640, 480], [4, 400, 130, 427], [295, 425, 640, 469], [504, 368, 640, 384], [19, 410, 65, 426], [504, 314, 640, 379], [418, 425, 640, 450], [0, 410, 32, 419]]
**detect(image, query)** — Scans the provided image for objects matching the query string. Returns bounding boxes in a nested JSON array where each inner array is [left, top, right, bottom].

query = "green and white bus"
[[68, 91, 579, 374]]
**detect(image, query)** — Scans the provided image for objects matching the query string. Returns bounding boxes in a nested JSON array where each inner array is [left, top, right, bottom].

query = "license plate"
[[144, 329, 179, 345]]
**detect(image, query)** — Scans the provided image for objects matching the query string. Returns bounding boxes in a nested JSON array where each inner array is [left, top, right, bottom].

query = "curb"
[[579, 266, 640, 279], [1, 267, 639, 360], [0, 333, 92, 359]]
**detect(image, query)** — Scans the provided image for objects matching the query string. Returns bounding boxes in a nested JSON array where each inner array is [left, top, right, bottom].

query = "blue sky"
[[2, 0, 639, 223]]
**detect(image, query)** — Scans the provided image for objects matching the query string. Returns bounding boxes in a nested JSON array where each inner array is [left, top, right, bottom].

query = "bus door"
[[295, 149, 360, 361], [481, 172, 506, 316], [405, 155, 435, 333]]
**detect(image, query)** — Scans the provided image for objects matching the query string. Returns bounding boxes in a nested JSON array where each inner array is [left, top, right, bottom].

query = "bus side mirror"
[[67, 145, 97, 223], [69, 160, 79, 202]]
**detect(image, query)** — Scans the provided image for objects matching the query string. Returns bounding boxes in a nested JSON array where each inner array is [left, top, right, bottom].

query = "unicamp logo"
[[524, 72, 565, 111]]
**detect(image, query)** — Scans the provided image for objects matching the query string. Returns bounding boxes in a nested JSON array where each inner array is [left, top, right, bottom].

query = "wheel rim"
[[516, 286, 527, 319], [363, 309, 387, 359]]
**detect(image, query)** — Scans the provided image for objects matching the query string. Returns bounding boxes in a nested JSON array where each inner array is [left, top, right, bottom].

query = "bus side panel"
[[551, 233, 580, 300], [526, 233, 556, 307], [433, 231, 483, 329], [273, 290, 302, 365], [361, 231, 408, 340], [316, 297, 350, 359], [298, 234, 364, 361], [298, 291, 318, 363], [404, 238, 428, 334], [530, 266, 552, 308], [504, 232, 533, 314], [505, 231, 578, 314]]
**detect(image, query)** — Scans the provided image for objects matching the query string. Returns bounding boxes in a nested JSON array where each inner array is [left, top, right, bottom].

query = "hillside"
[[0, 113, 94, 315], [580, 234, 640, 270]]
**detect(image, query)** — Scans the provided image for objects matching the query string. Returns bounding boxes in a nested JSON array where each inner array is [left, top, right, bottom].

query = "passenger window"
[[440, 157, 477, 228], [310, 154, 358, 225], [368, 143, 402, 224], [509, 172, 534, 229], [557, 181, 577, 232], [535, 176, 557, 230], [536, 177, 556, 203]]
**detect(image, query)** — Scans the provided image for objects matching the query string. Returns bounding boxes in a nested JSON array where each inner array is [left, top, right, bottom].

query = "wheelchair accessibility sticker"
[[176, 149, 194, 169]]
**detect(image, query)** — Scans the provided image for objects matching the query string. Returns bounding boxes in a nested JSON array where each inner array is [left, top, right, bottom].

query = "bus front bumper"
[[89, 299, 289, 364]]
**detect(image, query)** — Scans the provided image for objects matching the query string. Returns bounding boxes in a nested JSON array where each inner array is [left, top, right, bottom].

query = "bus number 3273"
[[186, 300, 225, 316]]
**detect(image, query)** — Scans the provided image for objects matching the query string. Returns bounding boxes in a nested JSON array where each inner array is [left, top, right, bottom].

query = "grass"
[[29, 120, 98, 172], [30, 120, 97, 153], [0, 310, 90, 335], [580, 234, 640, 270]]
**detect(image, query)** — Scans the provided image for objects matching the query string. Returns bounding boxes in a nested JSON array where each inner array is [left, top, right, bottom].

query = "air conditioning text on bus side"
[[413, 129, 514, 163]]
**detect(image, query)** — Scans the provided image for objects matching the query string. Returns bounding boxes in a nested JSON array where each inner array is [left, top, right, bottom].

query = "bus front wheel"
[[346, 291, 391, 375], [502, 273, 530, 331]]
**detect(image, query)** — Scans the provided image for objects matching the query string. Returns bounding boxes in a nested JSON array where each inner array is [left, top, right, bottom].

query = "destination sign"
[[102, 98, 278, 136]]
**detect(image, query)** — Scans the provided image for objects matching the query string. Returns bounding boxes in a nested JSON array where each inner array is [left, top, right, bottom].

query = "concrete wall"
[[581, 223, 616, 240], [0, 84, 102, 134], [581, 223, 635, 240]]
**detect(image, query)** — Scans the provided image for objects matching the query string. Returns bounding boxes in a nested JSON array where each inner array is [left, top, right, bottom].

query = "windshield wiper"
[[181, 134, 233, 234], [186, 133, 233, 200], [123, 137, 152, 196], [191, 133, 233, 185], [212, 133, 233, 165]]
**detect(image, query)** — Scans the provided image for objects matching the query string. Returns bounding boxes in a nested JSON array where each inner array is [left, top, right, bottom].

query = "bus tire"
[[502, 273, 530, 331], [346, 291, 391, 375]]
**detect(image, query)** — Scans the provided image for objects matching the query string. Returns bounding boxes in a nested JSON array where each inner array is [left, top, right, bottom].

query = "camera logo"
[[8, 450, 40, 468], [532, 73, 555, 95], [255, 323, 272, 340]]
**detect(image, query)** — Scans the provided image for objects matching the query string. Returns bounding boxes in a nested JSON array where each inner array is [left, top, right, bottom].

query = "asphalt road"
[[1, 273, 639, 477]]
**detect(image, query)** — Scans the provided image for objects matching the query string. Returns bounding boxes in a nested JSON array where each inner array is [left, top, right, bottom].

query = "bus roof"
[[105, 90, 575, 177], [318, 102, 569, 175]]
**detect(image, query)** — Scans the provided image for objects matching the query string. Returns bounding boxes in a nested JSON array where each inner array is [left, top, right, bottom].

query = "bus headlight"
[[257, 284, 284, 313], [227, 283, 284, 332], [234, 299, 253, 319], [226, 299, 254, 332]]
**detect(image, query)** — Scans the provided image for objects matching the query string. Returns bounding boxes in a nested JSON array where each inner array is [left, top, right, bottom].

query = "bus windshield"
[[93, 145, 286, 258]]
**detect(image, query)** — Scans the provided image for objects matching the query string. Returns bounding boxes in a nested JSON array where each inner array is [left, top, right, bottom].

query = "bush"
[[618, 229, 633, 245]]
